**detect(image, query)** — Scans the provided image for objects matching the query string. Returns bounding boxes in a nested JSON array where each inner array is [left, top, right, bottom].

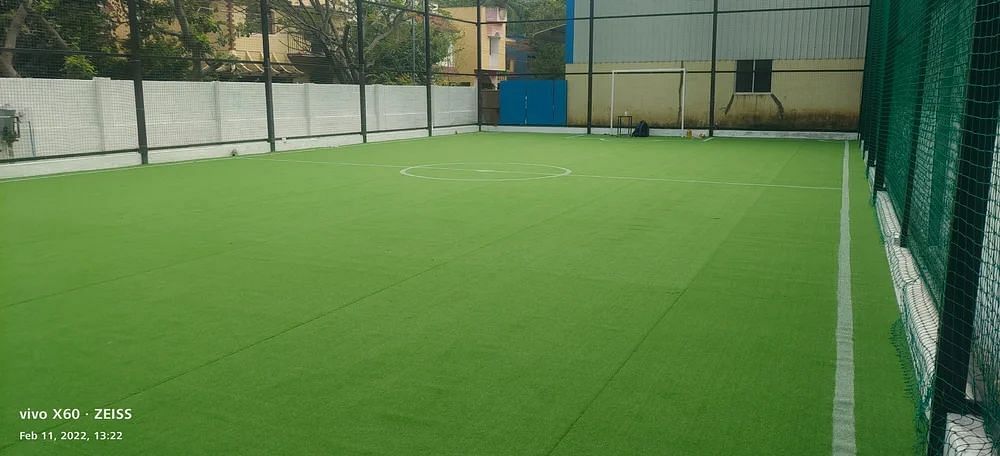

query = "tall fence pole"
[[476, 0, 482, 132], [585, 0, 595, 134], [926, 1, 1000, 454], [899, 0, 933, 248], [857, 1, 876, 154], [866, 0, 884, 168], [708, 0, 718, 137], [260, 0, 276, 153], [872, 0, 896, 194], [125, 0, 148, 165], [356, 0, 368, 143], [424, 0, 433, 136]]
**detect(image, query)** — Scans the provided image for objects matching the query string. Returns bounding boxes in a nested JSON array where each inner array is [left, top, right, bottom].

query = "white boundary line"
[[245, 157, 408, 169], [569, 173, 839, 191], [0, 155, 236, 184], [244, 156, 840, 191], [833, 140, 857, 455]]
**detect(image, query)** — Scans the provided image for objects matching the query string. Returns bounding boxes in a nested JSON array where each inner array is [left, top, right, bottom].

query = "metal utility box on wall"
[[498, 80, 568, 126], [0, 108, 19, 141], [0, 108, 20, 157]]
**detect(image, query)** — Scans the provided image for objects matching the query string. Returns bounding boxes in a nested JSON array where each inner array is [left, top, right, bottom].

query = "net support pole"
[[260, 0, 276, 153], [872, 0, 896, 194], [585, 0, 595, 135], [857, 2, 877, 152], [866, 1, 885, 168], [899, 2, 932, 248], [926, 2, 1000, 454], [125, 0, 148, 165], [475, 0, 482, 132], [708, 0, 718, 137], [356, 0, 368, 143], [424, 0, 433, 137]]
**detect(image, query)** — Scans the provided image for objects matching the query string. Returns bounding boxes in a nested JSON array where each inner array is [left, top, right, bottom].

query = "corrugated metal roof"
[[571, 1, 868, 63]]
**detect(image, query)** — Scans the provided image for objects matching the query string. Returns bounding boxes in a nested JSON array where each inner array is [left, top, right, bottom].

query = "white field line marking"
[[702, 137, 716, 142], [244, 157, 408, 169], [248, 157, 565, 176], [0, 155, 236, 184], [569, 173, 840, 191], [246, 157, 840, 190], [400, 162, 572, 182], [833, 140, 856, 455]]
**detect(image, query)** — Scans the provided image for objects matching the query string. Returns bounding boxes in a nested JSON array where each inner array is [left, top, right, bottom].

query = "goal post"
[[610, 68, 687, 134]]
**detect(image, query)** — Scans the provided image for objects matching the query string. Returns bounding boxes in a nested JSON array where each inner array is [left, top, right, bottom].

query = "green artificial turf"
[[0, 133, 912, 454], [848, 143, 918, 455]]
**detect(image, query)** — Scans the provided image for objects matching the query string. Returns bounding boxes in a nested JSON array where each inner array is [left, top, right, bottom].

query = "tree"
[[0, 0, 116, 78], [269, 0, 457, 84], [0, 0, 230, 80], [131, 0, 230, 80], [506, 0, 565, 78]]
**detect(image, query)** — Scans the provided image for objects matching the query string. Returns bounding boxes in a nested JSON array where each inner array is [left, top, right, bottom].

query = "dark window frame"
[[735, 59, 773, 94]]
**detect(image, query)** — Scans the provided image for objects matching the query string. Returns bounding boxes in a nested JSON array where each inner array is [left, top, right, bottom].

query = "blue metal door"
[[498, 80, 567, 126]]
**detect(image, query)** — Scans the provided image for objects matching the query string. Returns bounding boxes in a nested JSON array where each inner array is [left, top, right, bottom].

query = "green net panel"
[[861, 0, 1000, 454]]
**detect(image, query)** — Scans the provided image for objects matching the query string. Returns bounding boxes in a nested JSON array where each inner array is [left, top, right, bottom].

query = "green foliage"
[[62, 55, 97, 79], [270, 0, 460, 84], [0, 0, 469, 83], [1, 0, 121, 78]]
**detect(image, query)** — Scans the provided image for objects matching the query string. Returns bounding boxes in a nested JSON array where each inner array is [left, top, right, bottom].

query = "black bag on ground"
[[632, 121, 650, 137]]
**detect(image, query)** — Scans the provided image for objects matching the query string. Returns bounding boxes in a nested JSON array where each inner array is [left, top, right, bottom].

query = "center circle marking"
[[400, 162, 573, 182]]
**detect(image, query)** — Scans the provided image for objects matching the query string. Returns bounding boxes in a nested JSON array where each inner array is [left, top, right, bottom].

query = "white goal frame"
[[610, 68, 687, 133]]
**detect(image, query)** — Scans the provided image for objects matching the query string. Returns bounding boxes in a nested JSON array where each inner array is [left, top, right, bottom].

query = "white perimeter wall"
[[0, 78, 477, 159]]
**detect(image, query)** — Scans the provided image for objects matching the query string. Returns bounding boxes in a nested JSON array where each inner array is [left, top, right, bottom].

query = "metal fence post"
[[872, 0, 896, 194], [424, 0, 433, 136], [926, 1, 1000, 454], [125, 0, 149, 165], [585, 0, 595, 134], [708, 0, 718, 137], [476, 0, 482, 132], [356, 0, 368, 143], [260, 0, 276, 152]]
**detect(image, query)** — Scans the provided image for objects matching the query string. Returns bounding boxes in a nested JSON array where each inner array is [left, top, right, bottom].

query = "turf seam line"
[[0, 172, 396, 310], [833, 140, 857, 455], [542, 175, 777, 455], [0, 176, 633, 453], [543, 290, 688, 456], [0, 263, 453, 453], [0, 247, 246, 311]]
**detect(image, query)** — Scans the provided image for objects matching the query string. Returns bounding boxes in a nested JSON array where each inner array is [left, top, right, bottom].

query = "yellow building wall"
[[565, 59, 863, 131], [444, 7, 506, 74]]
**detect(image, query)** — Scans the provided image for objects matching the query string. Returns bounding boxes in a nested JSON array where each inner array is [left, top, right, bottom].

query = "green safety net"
[[860, 0, 1000, 454]]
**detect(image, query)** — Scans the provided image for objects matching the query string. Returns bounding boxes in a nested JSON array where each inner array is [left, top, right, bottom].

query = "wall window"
[[489, 35, 501, 56], [735, 59, 773, 93]]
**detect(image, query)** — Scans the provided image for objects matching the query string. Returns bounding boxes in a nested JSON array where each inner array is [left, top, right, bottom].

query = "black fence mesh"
[[1, 0, 878, 164], [859, 0, 1000, 454]]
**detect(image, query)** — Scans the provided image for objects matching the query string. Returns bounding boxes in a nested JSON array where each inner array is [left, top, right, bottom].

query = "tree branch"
[[1, 0, 31, 77], [25, 8, 69, 50]]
